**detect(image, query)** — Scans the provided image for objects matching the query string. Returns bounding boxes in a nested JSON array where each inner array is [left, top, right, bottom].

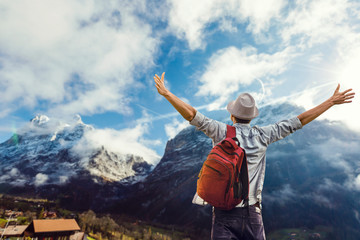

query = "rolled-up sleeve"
[[190, 111, 227, 145], [260, 117, 302, 145]]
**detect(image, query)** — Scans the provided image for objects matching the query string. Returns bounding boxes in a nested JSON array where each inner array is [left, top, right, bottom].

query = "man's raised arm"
[[154, 72, 197, 121], [297, 84, 355, 126]]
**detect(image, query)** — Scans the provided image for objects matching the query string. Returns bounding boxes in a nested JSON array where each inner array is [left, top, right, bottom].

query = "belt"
[[252, 202, 261, 209], [239, 201, 260, 208], [214, 202, 261, 214], [236, 201, 261, 210]]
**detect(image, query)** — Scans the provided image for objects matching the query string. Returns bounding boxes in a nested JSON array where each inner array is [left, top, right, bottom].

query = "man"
[[154, 72, 355, 239]]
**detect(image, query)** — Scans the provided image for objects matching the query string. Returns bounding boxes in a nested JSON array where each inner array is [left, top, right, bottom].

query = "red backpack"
[[196, 125, 249, 210]]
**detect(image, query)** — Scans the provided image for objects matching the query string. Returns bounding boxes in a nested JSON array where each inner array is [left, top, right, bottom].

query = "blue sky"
[[0, 0, 359, 164]]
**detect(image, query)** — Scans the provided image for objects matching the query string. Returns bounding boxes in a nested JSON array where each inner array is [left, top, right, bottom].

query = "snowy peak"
[[30, 114, 87, 129], [30, 115, 50, 126], [73, 114, 83, 124], [22, 114, 94, 141], [88, 146, 152, 184]]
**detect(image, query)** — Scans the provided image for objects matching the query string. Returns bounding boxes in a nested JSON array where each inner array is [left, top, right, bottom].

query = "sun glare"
[[337, 54, 360, 93], [327, 49, 360, 131]]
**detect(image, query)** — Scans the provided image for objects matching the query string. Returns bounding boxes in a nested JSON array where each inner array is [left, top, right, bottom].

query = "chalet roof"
[[31, 219, 80, 233], [2, 225, 28, 236]]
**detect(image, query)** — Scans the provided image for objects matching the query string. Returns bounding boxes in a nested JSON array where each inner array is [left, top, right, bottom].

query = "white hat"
[[226, 93, 259, 120]]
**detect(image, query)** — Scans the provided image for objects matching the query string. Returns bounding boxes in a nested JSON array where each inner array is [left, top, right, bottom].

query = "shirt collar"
[[234, 123, 250, 127]]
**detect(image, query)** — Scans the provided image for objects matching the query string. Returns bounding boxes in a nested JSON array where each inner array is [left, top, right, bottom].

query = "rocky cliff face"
[[111, 125, 213, 231]]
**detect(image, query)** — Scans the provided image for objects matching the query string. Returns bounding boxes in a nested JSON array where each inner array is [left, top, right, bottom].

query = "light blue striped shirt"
[[190, 111, 303, 207]]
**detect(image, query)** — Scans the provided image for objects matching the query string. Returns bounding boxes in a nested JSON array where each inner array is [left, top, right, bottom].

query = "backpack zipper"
[[208, 152, 236, 170], [204, 163, 223, 176], [216, 144, 240, 158], [206, 158, 232, 194]]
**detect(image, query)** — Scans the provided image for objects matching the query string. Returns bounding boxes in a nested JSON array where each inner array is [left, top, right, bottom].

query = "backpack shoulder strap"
[[226, 125, 236, 138], [226, 125, 241, 147]]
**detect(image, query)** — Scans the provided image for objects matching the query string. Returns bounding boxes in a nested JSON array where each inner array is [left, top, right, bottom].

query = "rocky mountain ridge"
[[0, 114, 152, 188]]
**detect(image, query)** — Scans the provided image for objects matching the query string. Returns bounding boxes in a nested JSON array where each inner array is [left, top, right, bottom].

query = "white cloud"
[[311, 137, 358, 173], [281, 0, 353, 47], [311, 194, 334, 208], [317, 178, 342, 192], [9, 168, 19, 176], [291, 86, 320, 110], [0, 0, 158, 118], [34, 173, 49, 186], [0, 168, 27, 186], [239, 0, 287, 35], [185, 0, 359, 124], [291, 34, 360, 132], [0, 109, 13, 119], [0, 173, 10, 182], [167, 0, 287, 50], [71, 122, 160, 165], [355, 174, 360, 191], [59, 176, 69, 184], [196, 46, 295, 110], [308, 53, 324, 64], [166, 0, 358, 50], [329, 37, 360, 131], [310, 137, 360, 192], [164, 119, 190, 139], [265, 184, 297, 204], [343, 173, 360, 192], [218, 19, 238, 33]]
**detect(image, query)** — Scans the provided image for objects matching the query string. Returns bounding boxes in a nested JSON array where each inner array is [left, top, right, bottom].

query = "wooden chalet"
[[0, 225, 28, 238], [24, 219, 82, 240]]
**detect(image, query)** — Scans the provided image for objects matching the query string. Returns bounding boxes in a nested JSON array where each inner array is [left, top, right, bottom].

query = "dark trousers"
[[211, 205, 266, 240]]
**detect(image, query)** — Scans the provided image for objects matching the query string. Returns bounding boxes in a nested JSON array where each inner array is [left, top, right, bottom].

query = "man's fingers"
[[154, 73, 166, 94], [344, 95, 355, 100], [154, 76, 159, 83], [343, 92, 355, 99], [154, 77, 164, 86], [155, 73, 165, 84], [334, 83, 340, 93], [345, 93, 355, 97], [341, 88, 353, 94], [154, 75, 163, 85], [154, 78, 162, 88]]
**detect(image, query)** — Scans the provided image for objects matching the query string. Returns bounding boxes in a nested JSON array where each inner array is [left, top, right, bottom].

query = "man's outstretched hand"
[[329, 84, 355, 105], [154, 72, 169, 96], [153, 71, 196, 121], [298, 84, 355, 126]]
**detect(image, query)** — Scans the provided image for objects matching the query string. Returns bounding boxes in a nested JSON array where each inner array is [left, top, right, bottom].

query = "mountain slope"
[[112, 125, 213, 232], [111, 103, 360, 239]]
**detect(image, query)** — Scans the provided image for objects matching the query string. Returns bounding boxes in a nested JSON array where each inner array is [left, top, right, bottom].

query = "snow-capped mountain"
[[0, 114, 152, 188]]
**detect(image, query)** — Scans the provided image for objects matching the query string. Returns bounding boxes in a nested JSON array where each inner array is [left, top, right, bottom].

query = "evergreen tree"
[[38, 207, 44, 219]]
